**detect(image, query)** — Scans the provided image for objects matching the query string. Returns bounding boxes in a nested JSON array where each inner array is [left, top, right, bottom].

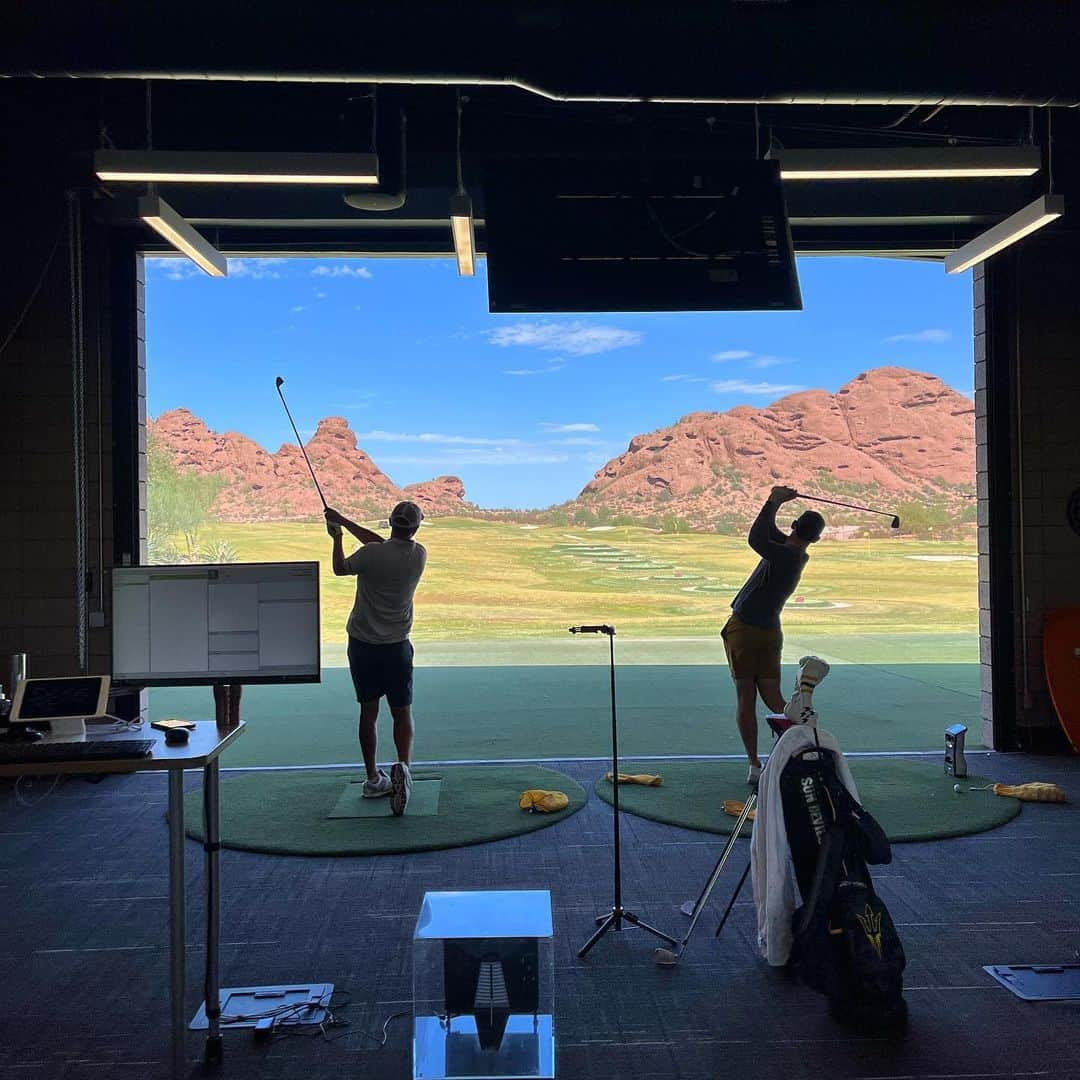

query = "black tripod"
[[571, 624, 677, 958]]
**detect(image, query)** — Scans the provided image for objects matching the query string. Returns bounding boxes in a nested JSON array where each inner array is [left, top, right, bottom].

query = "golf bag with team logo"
[[782, 736, 907, 1032]]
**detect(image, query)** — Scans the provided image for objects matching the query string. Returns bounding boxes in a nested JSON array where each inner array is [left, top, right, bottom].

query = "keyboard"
[[0, 739, 156, 765]]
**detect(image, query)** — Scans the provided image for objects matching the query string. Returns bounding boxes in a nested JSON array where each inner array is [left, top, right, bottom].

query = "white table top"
[[0, 721, 245, 777]]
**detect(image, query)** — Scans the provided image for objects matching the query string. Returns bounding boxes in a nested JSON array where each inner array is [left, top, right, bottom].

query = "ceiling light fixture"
[[944, 193, 1064, 274], [138, 195, 227, 276], [96, 150, 379, 185], [765, 146, 1040, 180], [450, 90, 476, 277]]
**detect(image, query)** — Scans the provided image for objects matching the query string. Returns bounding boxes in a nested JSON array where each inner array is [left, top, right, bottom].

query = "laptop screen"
[[13, 677, 107, 721]]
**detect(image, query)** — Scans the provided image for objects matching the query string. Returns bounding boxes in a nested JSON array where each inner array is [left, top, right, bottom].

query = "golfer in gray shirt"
[[325, 500, 427, 816]]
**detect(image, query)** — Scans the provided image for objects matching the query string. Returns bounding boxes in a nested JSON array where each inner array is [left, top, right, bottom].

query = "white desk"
[[0, 721, 245, 1079]]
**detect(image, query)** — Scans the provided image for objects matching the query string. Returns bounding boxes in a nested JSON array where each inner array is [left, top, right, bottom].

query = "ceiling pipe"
[[6, 69, 1078, 108]]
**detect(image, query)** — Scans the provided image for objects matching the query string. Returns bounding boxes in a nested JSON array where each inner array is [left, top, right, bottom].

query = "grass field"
[[150, 519, 980, 762], [192, 518, 977, 660]]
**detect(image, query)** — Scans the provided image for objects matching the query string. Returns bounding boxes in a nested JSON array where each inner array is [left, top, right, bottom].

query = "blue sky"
[[146, 256, 972, 509]]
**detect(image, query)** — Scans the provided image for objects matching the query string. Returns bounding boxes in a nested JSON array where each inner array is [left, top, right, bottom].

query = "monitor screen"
[[111, 562, 320, 686], [12, 676, 108, 721]]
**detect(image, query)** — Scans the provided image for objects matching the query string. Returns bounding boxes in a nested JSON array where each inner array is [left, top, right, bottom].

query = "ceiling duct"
[[344, 103, 406, 211]]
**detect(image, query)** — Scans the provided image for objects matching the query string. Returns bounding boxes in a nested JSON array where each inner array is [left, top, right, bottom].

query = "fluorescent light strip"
[[138, 195, 227, 277], [945, 194, 1064, 274], [97, 150, 378, 186], [766, 146, 1040, 181], [450, 193, 476, 277]]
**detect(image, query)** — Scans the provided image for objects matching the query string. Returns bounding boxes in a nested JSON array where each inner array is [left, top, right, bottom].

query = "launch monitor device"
[[9, 675, 111, 741], [111, 562, 320, 687]]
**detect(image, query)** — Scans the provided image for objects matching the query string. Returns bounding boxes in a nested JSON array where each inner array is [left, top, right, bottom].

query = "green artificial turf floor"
[[150, 640, 979, 767]]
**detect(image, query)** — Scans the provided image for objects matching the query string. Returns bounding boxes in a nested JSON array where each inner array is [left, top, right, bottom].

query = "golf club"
[[275, 377, 337, 534], [654, 793, 757, 967], [796, 491, 900, 531]]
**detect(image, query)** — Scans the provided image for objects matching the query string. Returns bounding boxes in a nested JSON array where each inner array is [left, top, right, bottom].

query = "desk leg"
[[167, 770, 186, 1080], [202, 759, 223, 1067]]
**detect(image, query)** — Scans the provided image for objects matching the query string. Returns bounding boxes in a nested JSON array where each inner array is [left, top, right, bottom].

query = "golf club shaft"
[[796, 492, 896, 522], [275, 382, 328, 509]]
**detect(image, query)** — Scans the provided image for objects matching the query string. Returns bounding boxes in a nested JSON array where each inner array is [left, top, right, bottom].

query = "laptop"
[[9, 675, 112, 742]]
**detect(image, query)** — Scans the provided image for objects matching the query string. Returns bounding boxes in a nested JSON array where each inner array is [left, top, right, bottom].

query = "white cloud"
[[147, 258, 201, 281], [538, 422, 600, 433], [884, 328, 951, 344], [314, 290, 327, 300], [551, 437, 605, 446], [228, 258, 287, 280], [504, 364, 566, 376], [712, 350, 753, 362], [379, 449, 569, 467], [356, 430, 522, 447], [488, 321, 643, 356], [311, 264, 373, 279], [662, 374, 709, 383], [711, 379, 806, 396], [749, 354, 794, 369], [290, 305, 306, 313]]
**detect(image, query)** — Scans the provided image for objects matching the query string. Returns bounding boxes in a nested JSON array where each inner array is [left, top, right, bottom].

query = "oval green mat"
[[185, 765, 586, 857], [594, 759, 1020, 842]]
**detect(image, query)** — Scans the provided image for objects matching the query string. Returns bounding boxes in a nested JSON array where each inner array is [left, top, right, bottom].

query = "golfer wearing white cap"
[[325, 500, 427, 815]]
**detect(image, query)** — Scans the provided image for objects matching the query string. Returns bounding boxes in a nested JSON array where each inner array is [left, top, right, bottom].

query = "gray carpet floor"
[[0, 750, 1078, 1079]]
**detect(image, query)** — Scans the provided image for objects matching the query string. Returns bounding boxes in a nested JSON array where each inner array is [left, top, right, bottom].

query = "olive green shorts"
[[721, 613, 783, 681]]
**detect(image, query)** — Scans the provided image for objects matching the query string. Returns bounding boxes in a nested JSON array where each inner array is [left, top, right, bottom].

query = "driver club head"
[[275, 376, 284, 389], [654, 946, 681, 967], [890, 515, 901, 530]]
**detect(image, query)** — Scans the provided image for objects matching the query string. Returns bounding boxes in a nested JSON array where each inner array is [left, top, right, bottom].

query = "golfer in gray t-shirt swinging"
[[325, 500, 427, 816]]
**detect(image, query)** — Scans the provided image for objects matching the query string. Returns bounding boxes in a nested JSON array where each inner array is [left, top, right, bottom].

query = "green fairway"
[[149, 519, 979, 763], [190, 518, 977, 645]]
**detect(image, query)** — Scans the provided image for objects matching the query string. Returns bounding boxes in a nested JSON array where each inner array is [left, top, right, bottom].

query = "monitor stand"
[[46, 717, 87, 743]]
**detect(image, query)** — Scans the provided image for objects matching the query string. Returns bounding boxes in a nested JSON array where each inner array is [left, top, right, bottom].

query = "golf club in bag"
[[275, 376, 338, 536]]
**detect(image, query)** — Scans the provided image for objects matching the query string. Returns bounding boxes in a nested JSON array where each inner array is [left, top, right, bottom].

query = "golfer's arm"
[[328, 529, 345, 574], [339, 517, 384, 546], [748, 500, 783, 557]]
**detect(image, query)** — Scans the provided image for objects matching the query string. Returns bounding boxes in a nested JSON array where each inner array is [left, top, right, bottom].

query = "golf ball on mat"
[[953, 783, 962, 792]]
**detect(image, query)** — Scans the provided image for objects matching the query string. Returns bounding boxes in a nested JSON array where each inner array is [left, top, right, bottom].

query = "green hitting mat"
[[593, 759, 1021, 842], [328, 778, 442, 818], [183, 764, 586, 857]]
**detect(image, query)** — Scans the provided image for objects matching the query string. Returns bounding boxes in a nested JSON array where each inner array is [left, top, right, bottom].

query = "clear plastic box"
[[413, 890, 554, 1079]]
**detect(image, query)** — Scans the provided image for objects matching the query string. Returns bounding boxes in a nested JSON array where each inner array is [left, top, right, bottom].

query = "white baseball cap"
[[389, 500, 425, 529]]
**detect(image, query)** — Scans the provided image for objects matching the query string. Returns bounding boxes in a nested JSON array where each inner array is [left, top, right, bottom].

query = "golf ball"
[[953, 783, 962, 793]]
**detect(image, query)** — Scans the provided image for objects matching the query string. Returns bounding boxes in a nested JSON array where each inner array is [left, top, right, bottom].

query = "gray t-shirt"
[[344, 538, 427, 644], [730, 502, 808, 630]]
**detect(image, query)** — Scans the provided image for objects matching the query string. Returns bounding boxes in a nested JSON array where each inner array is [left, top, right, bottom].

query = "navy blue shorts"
[[347, 637, 414, 708]]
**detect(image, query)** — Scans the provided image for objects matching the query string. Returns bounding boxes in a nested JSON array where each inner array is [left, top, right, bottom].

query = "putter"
[[796, 491, 900, 530], [654, 791, 757, 967]]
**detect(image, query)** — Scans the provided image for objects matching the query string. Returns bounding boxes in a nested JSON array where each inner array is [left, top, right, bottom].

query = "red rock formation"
[[576, 367, 974, 526], [403, 475, 470, 515], [148, 411, 468, 522]]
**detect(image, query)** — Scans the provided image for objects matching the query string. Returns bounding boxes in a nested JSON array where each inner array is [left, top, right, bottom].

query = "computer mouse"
[[164, 727, 190, 746]]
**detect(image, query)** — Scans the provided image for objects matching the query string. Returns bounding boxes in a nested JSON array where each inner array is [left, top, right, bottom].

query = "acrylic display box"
[[413, 890, 554, 1080]]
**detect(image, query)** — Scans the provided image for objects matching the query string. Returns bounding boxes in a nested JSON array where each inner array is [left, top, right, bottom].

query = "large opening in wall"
[[141, 253, 976, 766]]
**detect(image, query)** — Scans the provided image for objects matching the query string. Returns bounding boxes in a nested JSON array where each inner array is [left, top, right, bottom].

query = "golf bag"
[[782, 739, 907, 1032]]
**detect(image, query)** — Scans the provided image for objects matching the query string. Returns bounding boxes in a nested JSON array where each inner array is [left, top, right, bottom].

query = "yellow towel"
[[604, 772, 663, 787], [993, 782, 1067, 803], [518, 789, 569, 813], [723, 799, 757, 821]]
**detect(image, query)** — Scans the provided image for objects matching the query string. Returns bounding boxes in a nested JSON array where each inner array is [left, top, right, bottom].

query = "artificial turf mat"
[[593, 759, 1021, 842], [152, 660, 980, 767], [183, 764, 586, 856]]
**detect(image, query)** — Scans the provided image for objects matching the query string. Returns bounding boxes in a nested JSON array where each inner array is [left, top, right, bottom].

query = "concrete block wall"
[[0, 198, 116, 682], [1006, 234, 1080, 739]]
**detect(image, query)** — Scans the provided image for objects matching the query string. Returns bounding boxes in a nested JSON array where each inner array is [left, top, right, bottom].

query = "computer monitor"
[[111, 562, 320, 686], [10, 675, 111, 741]]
